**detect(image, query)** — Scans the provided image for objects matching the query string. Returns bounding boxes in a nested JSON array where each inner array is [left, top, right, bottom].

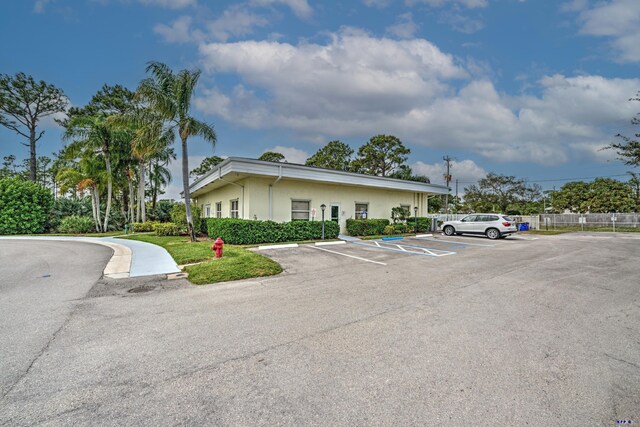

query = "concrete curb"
[[258, 243, 299, 250], [314, 241, 346, 246]]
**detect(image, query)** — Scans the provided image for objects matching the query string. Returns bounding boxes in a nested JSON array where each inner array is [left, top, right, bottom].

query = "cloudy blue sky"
[[1, 0, 639, 198]]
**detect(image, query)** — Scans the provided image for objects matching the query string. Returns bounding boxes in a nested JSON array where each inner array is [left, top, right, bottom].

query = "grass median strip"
[[119, 235, 282, 285]]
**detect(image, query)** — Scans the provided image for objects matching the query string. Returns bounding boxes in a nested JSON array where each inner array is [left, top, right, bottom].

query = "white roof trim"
[[190, 157, 449, 196]]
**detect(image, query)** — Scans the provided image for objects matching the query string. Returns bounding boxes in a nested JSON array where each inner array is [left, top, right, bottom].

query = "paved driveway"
[[0, 233, 639, 426]]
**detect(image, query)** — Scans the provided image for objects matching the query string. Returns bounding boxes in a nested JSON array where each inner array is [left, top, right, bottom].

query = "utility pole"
[[443, 156, 453, 214]]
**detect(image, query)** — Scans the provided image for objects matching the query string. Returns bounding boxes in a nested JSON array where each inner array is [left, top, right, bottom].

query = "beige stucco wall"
[[194, 177, 432, 233]]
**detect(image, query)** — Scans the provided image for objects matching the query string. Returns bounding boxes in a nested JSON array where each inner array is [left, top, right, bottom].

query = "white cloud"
[[386, 13, 419, 39], [407, 0, 488, 9], [195, 30, 639, 166], [207, 6, 269, 42], [362, 0, 392, 8], [33, 0, 53, 13], [570, 0, 640, 62], [250, 0, 313, 18], [138, 0, 196, 8], [154, 16, 193, 43], [412, 159, 487, 187], [264, 145, 309, 164]]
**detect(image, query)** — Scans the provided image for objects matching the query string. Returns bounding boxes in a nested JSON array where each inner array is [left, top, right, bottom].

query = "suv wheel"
[[443, 225, 455, 236], [486, 228, 500, 240]]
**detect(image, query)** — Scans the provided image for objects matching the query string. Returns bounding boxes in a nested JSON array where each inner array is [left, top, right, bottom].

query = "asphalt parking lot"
[[1, 233, 639, 426], [275, 233, 539, 267]]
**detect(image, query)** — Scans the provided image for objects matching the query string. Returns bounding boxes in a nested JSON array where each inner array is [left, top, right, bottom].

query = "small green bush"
[[132, 221, 161, 232], [406, 217, 432, 233], [345, 218, 389, 236], [170, 204, 202, 235], [155, 223, 181, 236], [58, 215, 95, 234], [0, 178, 54, 234], [393, 223, 410, 233], [205, 218, 340, 244], [383, 225, 395, 235]]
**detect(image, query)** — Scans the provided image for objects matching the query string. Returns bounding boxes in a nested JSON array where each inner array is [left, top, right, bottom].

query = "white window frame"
[[291, 199, 311, 221], [205, 204, 211, 218], [355, 202, 369, 220], [216, 202, 222, 218], [230, 199, 239, 219]]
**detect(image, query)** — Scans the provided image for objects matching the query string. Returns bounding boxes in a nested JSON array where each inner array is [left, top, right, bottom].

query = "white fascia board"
[[190, 157, 449, 195]]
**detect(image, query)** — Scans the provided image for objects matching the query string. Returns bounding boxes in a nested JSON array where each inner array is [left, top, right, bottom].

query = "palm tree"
[[137, 61, 216, 241], [63, 114, 128, 232], [130, 113, 174, 222], [149, 146, 176, 210]]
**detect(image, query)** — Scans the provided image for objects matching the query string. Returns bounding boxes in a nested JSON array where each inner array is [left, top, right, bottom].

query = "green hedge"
[[155, 223, 181, 236], [170, 204, 202, 234], [205, 218, 340, 244], [406, 217, 432, 232], [345, 218, 389, 236], [0, 178, 54, 235], [132, 221, 161, 232], [58, 215, 95, 234]]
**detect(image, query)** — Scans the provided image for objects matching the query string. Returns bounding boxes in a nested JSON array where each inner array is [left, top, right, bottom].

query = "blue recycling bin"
[[519, 222, 529, 231]]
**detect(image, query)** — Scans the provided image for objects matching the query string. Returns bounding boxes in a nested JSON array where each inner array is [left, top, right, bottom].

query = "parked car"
[[441, 214, 517, 240]]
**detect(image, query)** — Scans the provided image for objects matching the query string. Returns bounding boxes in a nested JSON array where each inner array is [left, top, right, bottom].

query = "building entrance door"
[[330, 204, 340, 222]]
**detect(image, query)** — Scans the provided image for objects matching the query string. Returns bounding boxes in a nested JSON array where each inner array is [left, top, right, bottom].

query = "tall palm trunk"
[[92, 184, 102, 232], [138, 159, 146, 223], [103, 153, 112, 232], [127, 168, 135, 224], [181, 136, 196, 241], [89, 186, 99, 232]]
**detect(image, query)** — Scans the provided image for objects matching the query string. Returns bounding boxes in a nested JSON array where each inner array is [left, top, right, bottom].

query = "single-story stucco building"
[[190, 157, 449, 234]]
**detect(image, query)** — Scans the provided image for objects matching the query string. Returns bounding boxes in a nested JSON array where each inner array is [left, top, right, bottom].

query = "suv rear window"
[[502, 216, 513, 221]]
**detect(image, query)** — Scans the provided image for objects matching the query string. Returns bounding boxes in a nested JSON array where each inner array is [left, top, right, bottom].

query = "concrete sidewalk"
[[0, 236, 179, 278]]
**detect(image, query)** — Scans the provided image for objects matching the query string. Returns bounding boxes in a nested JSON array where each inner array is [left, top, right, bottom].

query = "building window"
[[291, 200, 311, 221], [400, 204, 411, 218], [355, 203, 368, 220], [216, 202, 222, 218], [230, 199, 239, 218], [205, 204, 211, 218]]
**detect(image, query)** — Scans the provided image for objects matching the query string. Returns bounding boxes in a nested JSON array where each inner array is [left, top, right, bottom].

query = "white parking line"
[[356, 241, 456, 257], [311, 245, 387, 265], [413, 236, 495, 247]]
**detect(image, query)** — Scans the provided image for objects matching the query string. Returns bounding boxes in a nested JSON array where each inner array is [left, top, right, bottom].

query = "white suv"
[[441, 214, 517, 240]]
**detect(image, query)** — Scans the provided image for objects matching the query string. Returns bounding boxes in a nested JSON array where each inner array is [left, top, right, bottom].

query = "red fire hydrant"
[[212, 237, 224, 258]]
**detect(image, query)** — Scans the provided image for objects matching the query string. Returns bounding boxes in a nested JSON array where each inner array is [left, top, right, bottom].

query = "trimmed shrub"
[[58, 215, 95, 234], [170, 204, 202, 234], [205, 218, 340, 245], [345, 218, 389, 236], [406, 217, 432, 233], [155, 223, 181, 236], [132, 221, 161, 232], [393, 223, 410, 233], [0, 178, 54, 235], [383, 225, 395, 235]]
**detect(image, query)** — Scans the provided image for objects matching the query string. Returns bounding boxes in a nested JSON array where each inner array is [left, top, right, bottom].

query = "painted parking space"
[[351, 239, 457, 257]]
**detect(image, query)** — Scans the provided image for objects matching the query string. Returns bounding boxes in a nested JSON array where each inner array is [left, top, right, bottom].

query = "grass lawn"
[[119, 234, 282, 285]]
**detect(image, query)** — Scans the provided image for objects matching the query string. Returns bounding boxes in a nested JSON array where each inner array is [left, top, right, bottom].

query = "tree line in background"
[[1, 63, 216, 240]]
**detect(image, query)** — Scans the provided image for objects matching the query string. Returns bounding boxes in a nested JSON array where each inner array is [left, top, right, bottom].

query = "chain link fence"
[[425, 213, 639, 231]]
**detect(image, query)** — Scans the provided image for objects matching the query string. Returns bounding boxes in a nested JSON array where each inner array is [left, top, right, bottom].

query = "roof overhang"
[[190, 157, 450, 198]]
